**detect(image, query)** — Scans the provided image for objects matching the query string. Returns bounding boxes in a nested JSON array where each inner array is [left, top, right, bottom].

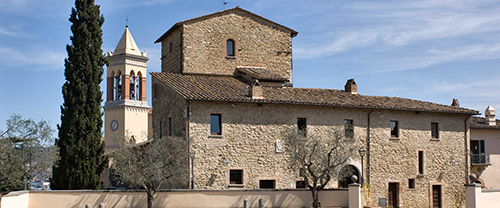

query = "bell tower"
[[104, 26, 150, 152]]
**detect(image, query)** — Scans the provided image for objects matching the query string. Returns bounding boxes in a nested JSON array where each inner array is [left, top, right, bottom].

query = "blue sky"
[[1, 0, 500, 135]]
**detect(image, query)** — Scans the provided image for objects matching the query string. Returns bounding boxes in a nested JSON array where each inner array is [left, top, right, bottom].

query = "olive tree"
[[0, 114, 58, 205], [111, 136, 189, 208], [284, 128, 357, 208]]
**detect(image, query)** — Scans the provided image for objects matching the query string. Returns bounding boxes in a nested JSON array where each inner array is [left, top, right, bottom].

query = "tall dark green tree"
[[51, 0, 108, 189]]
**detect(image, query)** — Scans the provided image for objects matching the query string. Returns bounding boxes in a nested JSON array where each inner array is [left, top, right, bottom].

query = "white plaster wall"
[[470, 128, 500, 188], [22, 190, 348, 208], [1, 191, 29, 208]]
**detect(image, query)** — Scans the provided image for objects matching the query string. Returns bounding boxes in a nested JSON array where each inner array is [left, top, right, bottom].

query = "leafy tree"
[[0, 114, 58, 204], [284, 129, 356, 208], [111, 136, 189, 208], [51, 0, 108, 189]]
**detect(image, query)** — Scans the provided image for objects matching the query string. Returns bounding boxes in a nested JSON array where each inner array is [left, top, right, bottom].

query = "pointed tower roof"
[[114, 26, 141, 56], [486, 105, 495, 112]]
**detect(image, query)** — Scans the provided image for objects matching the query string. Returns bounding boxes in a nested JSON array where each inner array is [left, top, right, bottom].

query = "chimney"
[[249, 80, 264, 99], [451, 98, 460, 107], [344, 79, 357, 94], [485, 105, 496, 126]]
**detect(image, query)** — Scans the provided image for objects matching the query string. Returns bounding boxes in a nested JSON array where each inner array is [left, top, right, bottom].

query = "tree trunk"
[[310, 188, 321, 208], [147, 189, 154, 208]]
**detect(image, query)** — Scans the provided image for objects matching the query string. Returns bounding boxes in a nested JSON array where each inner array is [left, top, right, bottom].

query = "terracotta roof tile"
[[470, 117, 500, 129], [236, 66, 288, 81], [152, 72, 479, 115]]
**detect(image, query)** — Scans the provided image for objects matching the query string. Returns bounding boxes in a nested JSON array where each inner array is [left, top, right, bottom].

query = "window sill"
[[225, 56, 236, 59], [430, 138, 440, 141], [417, 174, 425, 178], [389, 137, 400, 140], [228, 184, 244, 188], [408, 188, 415, 191], [209, 135, 223, 139]]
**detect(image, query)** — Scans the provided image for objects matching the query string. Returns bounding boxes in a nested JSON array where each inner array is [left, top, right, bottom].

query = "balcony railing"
[[471, 154, 490, 165]]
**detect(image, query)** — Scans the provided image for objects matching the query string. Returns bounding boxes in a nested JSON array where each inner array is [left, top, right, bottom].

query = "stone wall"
[[367, 110, 468, 207], [168, 10, 293, 80], [152, 77, 188, 139], [185, 101, 468, 207], [151, 77, 190, 188], [161, 28, 183, 73], [188, 101, 367, 190]]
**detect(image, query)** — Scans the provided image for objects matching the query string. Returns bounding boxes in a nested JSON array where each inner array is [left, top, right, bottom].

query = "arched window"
[[137, 72, 142, 100], [226, 39, 235, 56], [116, 71, 122, 100], [130, 71, 136, 100]]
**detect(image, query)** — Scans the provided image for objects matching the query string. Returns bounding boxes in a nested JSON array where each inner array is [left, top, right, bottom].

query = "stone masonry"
[[152, 7, 475, 207], [158, 8, 295, 82]]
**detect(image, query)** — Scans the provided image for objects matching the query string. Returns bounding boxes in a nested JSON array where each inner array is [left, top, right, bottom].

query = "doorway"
[[388, 182, 399, 208], [338, 165, 360, 188], [432, 185, 442, 208]]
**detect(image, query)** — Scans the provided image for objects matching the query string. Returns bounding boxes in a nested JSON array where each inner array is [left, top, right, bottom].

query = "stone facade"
[[152, 7, 475, 207], [151, 95, 470, 206], [158, 8, 295, 82]]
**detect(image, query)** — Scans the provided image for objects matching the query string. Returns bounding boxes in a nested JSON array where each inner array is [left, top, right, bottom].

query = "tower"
[[104, 26, 150, 151]]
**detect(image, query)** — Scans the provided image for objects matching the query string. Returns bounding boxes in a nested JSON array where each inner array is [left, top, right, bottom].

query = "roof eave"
[[185, 98, 479, 115]]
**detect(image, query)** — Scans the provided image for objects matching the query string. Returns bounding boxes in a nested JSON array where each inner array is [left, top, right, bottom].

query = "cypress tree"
[[51, 0, 108, 189]]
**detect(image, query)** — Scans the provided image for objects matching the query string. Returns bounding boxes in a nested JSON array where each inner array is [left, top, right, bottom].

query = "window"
[[210, 114, 222, 135], [471, 140, 487, 164], [296, 180, 306, 189], [408, 179, 415, 189], [431, 122, 439, 139], [344, 119, 354, 138], [169, 42, 173, 53], [418, 151, 424, 175], [297, 118, 307, 137], [390, 121, 399, 138], [226, 39, 235, 56], [259, 180, 276, 189], [229, 169, 243, 185], [168, 117, 172, 136]]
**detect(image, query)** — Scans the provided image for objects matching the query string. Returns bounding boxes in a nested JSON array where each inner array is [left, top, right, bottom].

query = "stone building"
[[151, 7, 478, 207], [470, 106, 500, 188]]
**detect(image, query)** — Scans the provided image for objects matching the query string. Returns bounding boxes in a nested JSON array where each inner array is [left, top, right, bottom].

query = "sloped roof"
[[151, 72, 478, 115], [236, 66, 288, 81], [155, 7, 298, 43], [470, 117, 500, 129], [114, 27, 142, 56]]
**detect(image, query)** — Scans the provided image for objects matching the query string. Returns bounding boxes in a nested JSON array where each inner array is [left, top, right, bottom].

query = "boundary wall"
[[1, 187, 359, 208]]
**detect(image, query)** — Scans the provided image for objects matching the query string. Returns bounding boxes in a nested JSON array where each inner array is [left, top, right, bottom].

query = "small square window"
[[344, 119, 354, 138], [431, 122, 439, 139], [259, 180, 276, 189], [390, 121, 399, 138], [210, 114, 222, 135], [229, 169, 243, 185], [409, 179, 415, 189], [297, 118, 307, 137], [296, 180, 306, 189]]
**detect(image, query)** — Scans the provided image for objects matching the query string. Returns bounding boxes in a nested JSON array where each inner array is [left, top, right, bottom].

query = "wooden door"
[[432, 185, 442, 208], [388, 183, 399, 208]]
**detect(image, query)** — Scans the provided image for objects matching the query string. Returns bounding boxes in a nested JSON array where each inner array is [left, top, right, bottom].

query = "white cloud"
[[0, 47, 65, 71], [291, 0, 500, 71]]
